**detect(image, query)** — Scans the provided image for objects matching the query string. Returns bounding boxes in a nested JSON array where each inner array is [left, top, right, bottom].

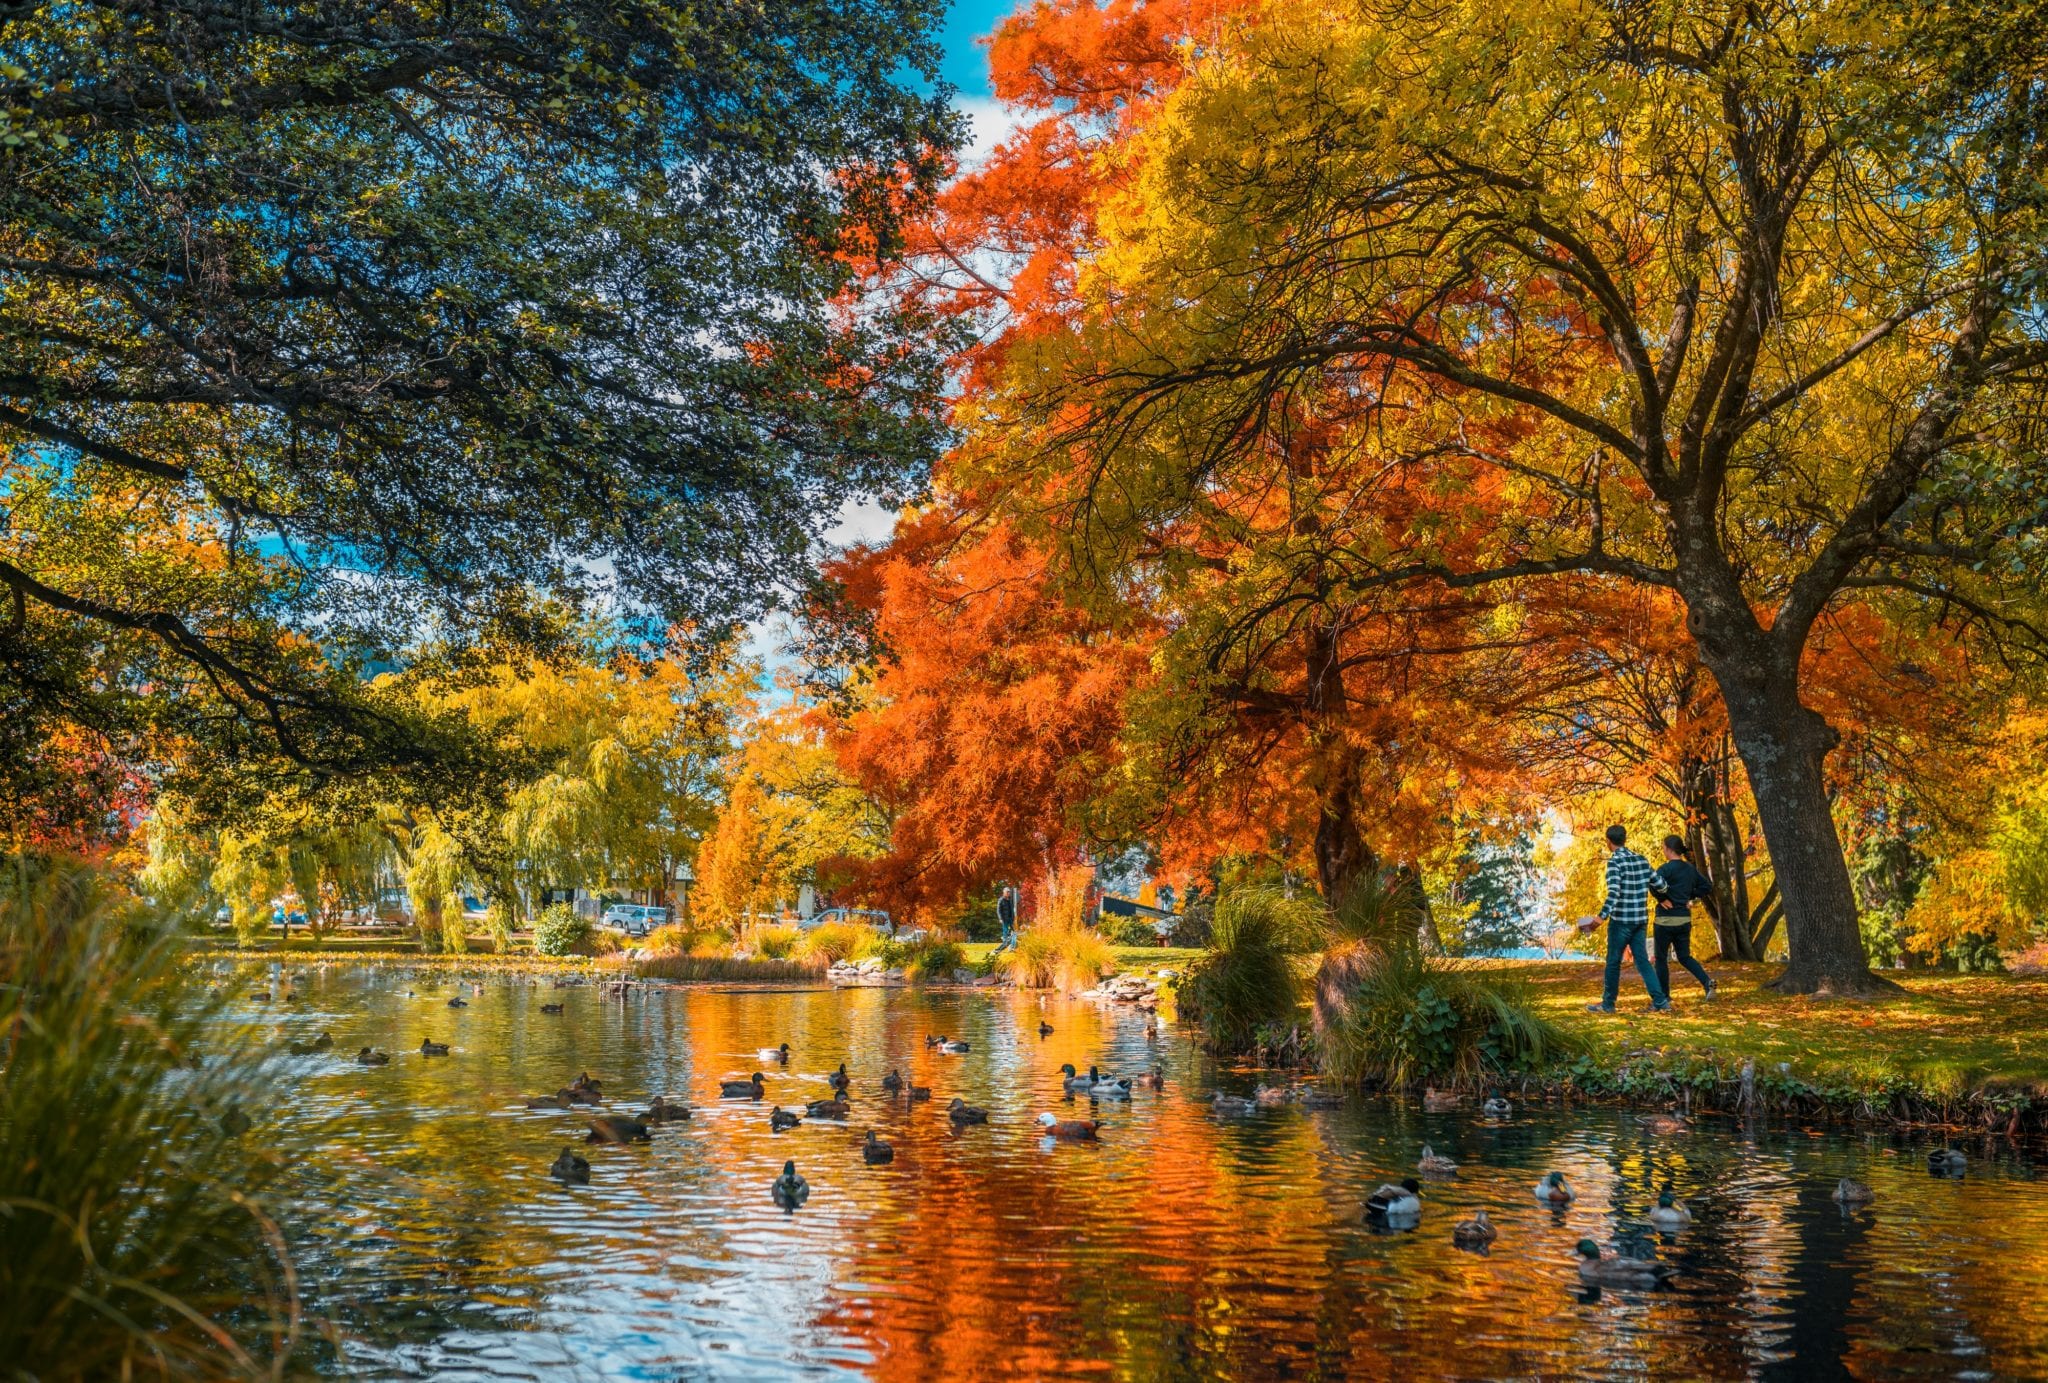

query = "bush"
[[904, 938, 967, 982], [642, 922, 693, 953], [740, 922, 803, 959], [1101, 910, 1163, 947], [1001, 928, 1116, 992], [637, 953, 825, 982], [532, 902, 590, 957], [1316, 943, 1574, 1088], [796, 920, 883, 965], [1176, 888, 1322, 1051], [955, 896, 1003, 943], [1167, 902, 1213, 948], [1, 858, 312, 1377]]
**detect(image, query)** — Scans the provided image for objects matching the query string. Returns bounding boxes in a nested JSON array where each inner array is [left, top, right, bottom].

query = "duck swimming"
[[1038, 1021, 1054, 1038], [771, 1159, 810, 1210], [586, 1113, 652, 1144], [759, 1043, 792, 1063], [938, 1039, 971, 1054], [1928, 1147, 1967, 1176], [1576, 1239, 1677, 1287], [447, 996, 468, 1008], [644, 1096, 691, 1123], [1648, 1190, 1692, 1230], [805, 1096, 849, 1119], [540, 1002, 564, 1014], [1139, 1067, 1165, 1091], [1452, 1210, 1497, 1249], [1482, 1094, 1513, 1119], [1037, 1112, 1100, 1140], [881, 1069, 904, 1093], [905, 1084, 932, 1102], [1535, 1171, 1576, 1205], [419, 1039, 450, 1056], [863, 1130, 896, 1164], [948, 1098, 989, 1126], [1422, 1087, 1461, 1113], [1640, 1113, 1690, 1135], [550, 1148, 591, 1184], [1833, 1177, 1875, 1204], [1364, 1178, 1423, 1223], [286, 1031, 334, 1055], [827, 1063, 850, 1094], [720, 1073, 767, 1100], [356, 1047, 391, 1066], [526, 1094, 571, 1110], [1059, 1064, 1094, 1093], [770, 1106, 801, 1131], [1211, 1092, 1259, 1116], [1253, 1084, 1289, 1108], [1417, 1145, 1458, 1177], [1090, 1074, 1133, 1100]]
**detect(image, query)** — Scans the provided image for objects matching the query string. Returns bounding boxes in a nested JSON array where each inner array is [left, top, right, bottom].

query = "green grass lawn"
[[959, 941, 1205, 968], [1496, 959, 2048, 1095]]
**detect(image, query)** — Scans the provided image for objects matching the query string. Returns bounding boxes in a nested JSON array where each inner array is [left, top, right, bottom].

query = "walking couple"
[[1575, 825, 1718, 1013]]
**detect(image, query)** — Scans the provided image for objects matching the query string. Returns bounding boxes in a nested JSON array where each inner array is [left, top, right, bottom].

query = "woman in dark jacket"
[[1653, 835, 1718, 999]]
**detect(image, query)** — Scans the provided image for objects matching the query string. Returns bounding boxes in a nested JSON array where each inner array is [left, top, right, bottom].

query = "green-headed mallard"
[[1418, 1145, 1458, 1177], [1535, 1171, 1576, 1205], [1833, 1177, 1876, 1204], [1059, 1063, 1093, 1093], [770, 1105, 801, 1131], [1482, 1094, 1512, 1119], [1365, 1178, 1423, 1222], [419, 1039, 450, 1057], [585, 1113, 651, 1144], [550, 1148, 591, 1184], [771, 1159, 809, 1210], [1090, 1073, 1133, 1100], [948, 1098, 988, 1126], [1648, 1190, 1692, 1230], [863, 1130, 896, 1163], [1576, 1239, 1677, 1286], [720, 1072, 767, 1100], [1451, 1209, 1497, 1249], [1037, 1112, 1099, 1140]]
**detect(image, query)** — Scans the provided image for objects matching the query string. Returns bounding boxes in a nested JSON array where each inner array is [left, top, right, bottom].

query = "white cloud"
[[824, 495, 899, 550], [954, 96, 1027, 172]]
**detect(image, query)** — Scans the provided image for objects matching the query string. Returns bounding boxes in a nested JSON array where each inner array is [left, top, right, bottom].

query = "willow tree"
[[991, 0, 2048, 994]]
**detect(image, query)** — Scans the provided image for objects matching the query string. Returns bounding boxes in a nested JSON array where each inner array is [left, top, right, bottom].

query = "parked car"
[[800, 906, 895, 935], [600, 904, 669, 938]]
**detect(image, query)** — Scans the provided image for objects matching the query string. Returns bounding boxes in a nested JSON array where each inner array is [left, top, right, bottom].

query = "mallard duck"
[[948, 1098, 989, 1126], [526, 1094, 571, 1110], [550, 1148, 591, 1184], [1254, 1084, 1288, 1108], [540, 1002, 564, 1014], [356, 1047, 391, 1066], [759, 1042, 792, 1063], [447, 996, 468, 1008], [938, 1039, 971, 1054], [880, 1069, 903, 1093], [1648, 1190, 1692, 1230], [311, 1031, 333, 1051], [1422, 1087, 1461, 1113], [1090, 1074, 1133, 1100], [771, 1159, 810, 1209], [720, 1073, 767, 1099], [1535, 1171, 1576, 1205], [827, 1063, 850, 1093], [805, 1096, 849, 1119], [1482, 1094, 1512, 1119], [1928, 1147, 1967, 1176], [1452, 1210, 1497, 1249], [1364, 1178, 1423, 1222], [906, 1085, 932, 1102], [1140, 1067, 1165, 1091], [560, 1084, 602, 1107], [1211, 1092, 1259, 1116], [586, 1113, 651, 1144], [1640, 1113, 1690, 1135], [286, 1031, 334, 1056], [769, 1105, 802, 1131], [1059, 1063, 1094, 1092], [1576, 1239, 1677, 1286], [1038, 1021, 1054, 1038], [1037, 1112, 1100, 1140], [645, 1096, 691, 1123], [1417, 1144, 1458, 1177], [419, 1039, 450, 1056], [863, 1130, 896, 1164], [1833, 1177, 1875, 1205]]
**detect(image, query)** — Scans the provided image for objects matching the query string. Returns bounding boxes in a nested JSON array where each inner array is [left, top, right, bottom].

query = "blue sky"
[[938, 0, 1012, 100]]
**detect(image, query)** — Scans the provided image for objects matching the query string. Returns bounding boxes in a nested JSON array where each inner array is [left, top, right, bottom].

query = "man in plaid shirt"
[[1577, 825, 1671, 1012]]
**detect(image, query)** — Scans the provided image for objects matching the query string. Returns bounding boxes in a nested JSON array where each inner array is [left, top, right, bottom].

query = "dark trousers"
[[1654, 921, 1713, 994], [1601, 920, 1669, 1008]]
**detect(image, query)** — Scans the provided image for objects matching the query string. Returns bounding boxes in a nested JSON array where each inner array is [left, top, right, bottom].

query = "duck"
[[1139, 1067, 1165, 1091], [1482, 1093, 1513, 1119], [771, 1159, 810, 1210], [285, 1031, 333, 1055], [805, 1096, 849, 1119], [1037, 1021, 1054, 1038], [419, 1039, 450, 1056], [644, 1096, 691, 1123], [720, 1073, 767, 1100], [526, 1094, 571, 1110], [863, 1130, 896, 1164], [759, 1042, 792, 1063], [938, 1039, 971, 1054], [550, 1148, 591, 1184], [1833, 1177, 1876, 1205], [1253, 1084, 1289, 1108], [769, 1105, 802, 1131], [1928, 1147, 1967, 1177], [1422, 1087, 1461, 1113], [1640, 1113, 1690, 1135], [251, 990, 271, 1002], [1417, 1145, 1458, 1177], [1037, 1112, 1100, 1140], [1211, 1092, 1259, 1116], [1535, 1171, 1577, 1205], [1647, 1189, 1692, 1230], [1090, 1074, 1134, 1100], [447, 996, 468, 1009], [282, 991, 299, 1003], [1364, 1178, 1423, 1222], [924, 1034, 946, 1048], [1058, 1063, 1094, 1093], [561, 1083, 603, 1107], [356, 1047, 391, 1066], [880, 1069, 904, 1093], [948, 1098, 989, 1126], [1575, 1239, 1677, 1287], [586, 1113, 652, 1144], [906, 1084, 932, 1102], [1451, 1209, 1498, 1249], [540, 1002, 564, 1014], [827, 1063, 850, 1094]]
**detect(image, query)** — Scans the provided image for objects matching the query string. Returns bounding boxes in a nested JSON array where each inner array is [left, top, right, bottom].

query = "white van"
[[599, 904, 668, 938]]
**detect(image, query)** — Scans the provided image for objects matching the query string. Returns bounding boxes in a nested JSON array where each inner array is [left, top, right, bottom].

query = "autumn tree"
[[985, 0, 2048, 993]]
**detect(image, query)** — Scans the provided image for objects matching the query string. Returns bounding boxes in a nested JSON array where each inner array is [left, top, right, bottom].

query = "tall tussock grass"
[[1000, 927, 1114, 992], [637, 953, 825, 983], [1176, 889, 1323, 1051], [1, 857, 315, 1379]]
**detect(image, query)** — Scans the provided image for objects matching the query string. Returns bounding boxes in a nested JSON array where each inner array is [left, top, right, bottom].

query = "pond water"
[[241, 966, 2048, 1381]]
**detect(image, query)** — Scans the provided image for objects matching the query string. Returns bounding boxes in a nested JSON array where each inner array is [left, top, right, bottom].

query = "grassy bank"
[[1499, 959, 2048, 1127], [190, 946, 620, 972], [959, 941, 1205, 968]]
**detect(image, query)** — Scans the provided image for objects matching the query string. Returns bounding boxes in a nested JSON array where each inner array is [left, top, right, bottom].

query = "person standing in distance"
[[995, 885, 1017, 954]]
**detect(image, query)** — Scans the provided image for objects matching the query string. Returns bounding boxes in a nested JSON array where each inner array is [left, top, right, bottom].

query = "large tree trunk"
[[1311, 739, 1378, 903], [1716, 686, 1896, 995]]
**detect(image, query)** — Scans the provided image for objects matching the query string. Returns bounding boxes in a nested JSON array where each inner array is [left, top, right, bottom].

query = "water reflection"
[[240, 969, 2045, 1380]]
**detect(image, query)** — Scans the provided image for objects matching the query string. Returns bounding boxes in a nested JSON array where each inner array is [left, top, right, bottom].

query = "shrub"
[[0, 858, 312, 1377], [1101, 910, 1163, 947], [532, 902, 590, 957], [1316, 943, 1574, 1088], [637, 953, 826, 982], [741, 922, 803, 959], [1176, 888, 1323, 1051], [954, 895, 1002, 943], [643, 922, 693, 953], [795, 921, 882, 965], [1001, 928, 1115, 992], [1167, 902, 1213, 948], [904, 938, 966, 982]]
